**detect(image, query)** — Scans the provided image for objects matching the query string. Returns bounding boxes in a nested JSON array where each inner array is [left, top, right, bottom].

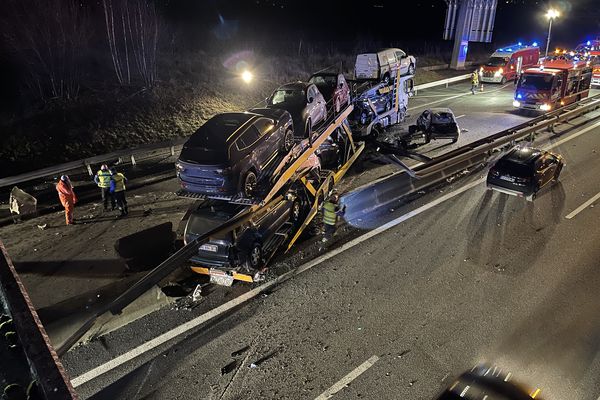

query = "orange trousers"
[[63, 201, 74, 225]]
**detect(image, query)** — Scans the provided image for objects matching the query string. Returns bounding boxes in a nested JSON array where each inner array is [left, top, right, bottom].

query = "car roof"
[[504, 147, 543, 164], [276, 81, 311, 91], [206, 112, 258, 142]]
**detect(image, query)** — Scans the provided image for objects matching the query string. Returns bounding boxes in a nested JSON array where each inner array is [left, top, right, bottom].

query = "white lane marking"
[[71, 116, 600, 389], [565, 191, 600, 219], [314, 355, 379, 400], [409, 84, 511, 111], [455, 115, 466, 119]]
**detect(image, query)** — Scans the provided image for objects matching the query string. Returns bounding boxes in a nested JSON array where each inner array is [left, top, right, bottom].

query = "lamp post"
[[545, 9, 560, 58]]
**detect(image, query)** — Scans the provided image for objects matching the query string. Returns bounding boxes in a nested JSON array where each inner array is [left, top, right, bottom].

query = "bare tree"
[[102, 0, 159, 88], [1, 0, 89, 102]]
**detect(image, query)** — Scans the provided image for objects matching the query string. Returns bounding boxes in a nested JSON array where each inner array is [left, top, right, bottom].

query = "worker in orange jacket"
[[56, 175, 77, 225]]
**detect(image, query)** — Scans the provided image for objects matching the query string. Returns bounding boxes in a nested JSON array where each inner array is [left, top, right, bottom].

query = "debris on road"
[[221, 359, 238, 375], [248, 349, 279, 369], [231, 346, 250, 358], [36, 224, 47, 230], [192, 284, 203, 302]]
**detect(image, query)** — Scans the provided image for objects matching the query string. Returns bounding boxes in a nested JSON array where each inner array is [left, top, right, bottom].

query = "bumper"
[[592, 77, 600, 86], [179, 177, 236, 196], [480, 75, 504, 83], [190, 266, 255, 283]]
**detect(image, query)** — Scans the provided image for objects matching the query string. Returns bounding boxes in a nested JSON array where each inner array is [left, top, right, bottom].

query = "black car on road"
[[409, 108, 460, 143], [176, 110, 294, 198], [487, 146, 564, 201], [184, 196, 302, 279], [436, 365, 541, 399], [267, 81, 327, 140]]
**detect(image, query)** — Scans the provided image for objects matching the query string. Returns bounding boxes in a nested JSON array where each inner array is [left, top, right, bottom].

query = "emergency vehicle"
[[479, 43, 540, 84], [513, 59, 593, 112], [576, 39, 600, 86]]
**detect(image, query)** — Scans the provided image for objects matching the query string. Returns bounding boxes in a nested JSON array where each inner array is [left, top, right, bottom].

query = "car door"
[[253, 117, 279, 167], [337, 74, 349, 106], [534, 155, 553, 187], [309, 85, 326, 123], [235, 125, 263, 172], [418, 110, 430, 131]]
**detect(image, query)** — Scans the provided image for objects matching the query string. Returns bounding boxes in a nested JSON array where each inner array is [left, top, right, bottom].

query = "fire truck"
[[575, 39, 600, 86], [479, 43, 540, 84], [513, 59, 593, 112]]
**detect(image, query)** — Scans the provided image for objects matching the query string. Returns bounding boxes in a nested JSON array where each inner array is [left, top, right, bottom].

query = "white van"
[[355, 48, 416, 83]]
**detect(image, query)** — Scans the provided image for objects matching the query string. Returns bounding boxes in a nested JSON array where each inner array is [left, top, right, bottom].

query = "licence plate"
[[209, 270, 234, 287], [500, 175, 515, 182], [200, 244, 218, 252]]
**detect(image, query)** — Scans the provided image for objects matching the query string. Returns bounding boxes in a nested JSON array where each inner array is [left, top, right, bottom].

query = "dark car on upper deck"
[[410, 108, 460, 143], [308, 72, 351, 114], [487, 146, 564, 201], [267, 81, 327, 140], [176, 110, 294, 198]]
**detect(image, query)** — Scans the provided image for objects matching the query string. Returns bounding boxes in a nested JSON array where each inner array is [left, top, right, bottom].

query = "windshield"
[[495, 159, 532, 177], [518, 74, 554, 91], [269, 89, 305, 106], [309, 75, 337, 87], [432, 112, 454, 124], [485, 57, 508, 67]]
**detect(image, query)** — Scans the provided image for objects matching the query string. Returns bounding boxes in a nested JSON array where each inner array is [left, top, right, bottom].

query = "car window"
[[236, 126, 261, 150], [496, 159, 532, 177], [432, 112, 454, 124], [253, 118, 275, 136], [310, 75, 336, 86], [395, 50, 406, 59], [270, 89, 305, 106]]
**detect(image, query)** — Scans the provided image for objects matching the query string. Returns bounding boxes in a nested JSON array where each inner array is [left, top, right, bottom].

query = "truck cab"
[[513, 60, 592, 112], [480, 44, 539, 84]]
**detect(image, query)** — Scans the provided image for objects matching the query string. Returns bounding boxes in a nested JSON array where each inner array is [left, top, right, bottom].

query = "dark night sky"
[[161, 0, 600, 50]]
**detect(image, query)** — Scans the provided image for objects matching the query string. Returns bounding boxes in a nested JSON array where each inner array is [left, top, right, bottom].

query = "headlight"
[[512, 100, 521, 107], [494, 69, 503, 77], [540, 104, 552, 111]]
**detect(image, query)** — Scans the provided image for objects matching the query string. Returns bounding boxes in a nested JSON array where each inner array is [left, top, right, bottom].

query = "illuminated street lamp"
[[241, 70, 253, 84], [544, 9, 560, 58]]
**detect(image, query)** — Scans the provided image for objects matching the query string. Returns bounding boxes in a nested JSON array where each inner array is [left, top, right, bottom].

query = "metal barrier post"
[[86, 164, 93, 176], [130, 155, 136, 166]]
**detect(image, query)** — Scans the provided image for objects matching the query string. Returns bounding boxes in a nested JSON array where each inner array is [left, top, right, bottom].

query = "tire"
[[451, 137, 458, 143], [242, 171, 257, 198], [247, 243, 263, 270], [283, 128, 294, 152], [408, 63, 415, 76], [501, 76, 507, 85]]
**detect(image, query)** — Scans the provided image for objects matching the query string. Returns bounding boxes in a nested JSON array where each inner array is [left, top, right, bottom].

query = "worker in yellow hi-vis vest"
[[110, 168, 128, 217], [94, 164, 115, 211], [321, 191, 345, 245]]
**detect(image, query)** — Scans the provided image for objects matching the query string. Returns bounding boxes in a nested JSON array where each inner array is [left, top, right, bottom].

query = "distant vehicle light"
[[587, 40, 592, 46], [513, 100, 521, 107], [532, 42, 538, 47], [540, 104, 552, 111], [516, 93, 523, 99], [241, 70, 253, 83]]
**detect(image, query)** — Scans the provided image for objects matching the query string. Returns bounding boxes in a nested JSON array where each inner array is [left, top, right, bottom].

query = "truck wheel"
[[243, 171, 257, 198], [283, 128, 294, 152], [247, 243, 263, 270], [408, 63, 415, 75]]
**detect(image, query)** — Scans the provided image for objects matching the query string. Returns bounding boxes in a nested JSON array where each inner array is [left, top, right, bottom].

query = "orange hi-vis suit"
[[56, 180, 77, 225]]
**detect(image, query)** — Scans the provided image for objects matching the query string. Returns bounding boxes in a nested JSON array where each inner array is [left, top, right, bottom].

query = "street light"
[[241, 70, 253, 84], [544, 9, 560, 58]]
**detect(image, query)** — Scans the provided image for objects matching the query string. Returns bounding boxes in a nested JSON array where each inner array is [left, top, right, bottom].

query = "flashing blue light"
[[517, 93, 523, 99], [518, 42, 522, 46], [507, 48, 513, 52], [532, 42, 538, 47], [587, 40, 592, 46]]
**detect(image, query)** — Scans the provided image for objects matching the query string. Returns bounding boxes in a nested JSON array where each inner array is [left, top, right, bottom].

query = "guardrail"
[[344, 94, 600, 218], [413, 73, 471, 93], [0, 137, 186, 189]]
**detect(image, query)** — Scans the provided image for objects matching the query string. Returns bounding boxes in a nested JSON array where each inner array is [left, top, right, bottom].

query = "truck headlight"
[[494, 69, 503, 77], [512, 100, 521, 107], [540, 104, 552, 111]]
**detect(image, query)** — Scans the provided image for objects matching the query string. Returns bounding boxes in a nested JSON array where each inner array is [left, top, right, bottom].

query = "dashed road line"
[[565, 191, 600, 219], [314, 355, 380, 400]]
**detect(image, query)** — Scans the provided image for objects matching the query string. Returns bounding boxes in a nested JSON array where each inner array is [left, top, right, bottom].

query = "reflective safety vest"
[[112, 173, 126, 192], [323, 201, 338, 226], [471, 72, 479, 85], [96, 170, 111, 188]]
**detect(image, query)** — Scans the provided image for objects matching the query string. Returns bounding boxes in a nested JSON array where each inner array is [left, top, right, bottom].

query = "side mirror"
[[308, 97, 314, 103], [408, 90, 415, 98]]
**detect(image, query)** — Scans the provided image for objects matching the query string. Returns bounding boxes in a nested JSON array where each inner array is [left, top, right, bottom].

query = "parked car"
[[435, 364, 542, 400], [267, 82, 327, 139], [409, 108, 460, 143], [487, 146, 564, 201], [184, 195, 303, 276], [308, 72, 351, 113], [355, 48, 416, 83], [176, 110, 294, 198]]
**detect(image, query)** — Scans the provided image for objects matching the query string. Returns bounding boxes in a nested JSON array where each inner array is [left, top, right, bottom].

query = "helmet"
[[330, 194, 339, 203], [101, 164, 108, 171], [60, 175, 69, 182]]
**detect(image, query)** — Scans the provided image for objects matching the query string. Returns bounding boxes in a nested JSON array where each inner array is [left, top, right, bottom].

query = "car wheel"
[[242, 171, 257, 198], [501, 76, 507, 85], [247, 243, 262, 270], [305, 119, 312, 138], [283, 128, 294, 152], [408, 63, 415, 75]]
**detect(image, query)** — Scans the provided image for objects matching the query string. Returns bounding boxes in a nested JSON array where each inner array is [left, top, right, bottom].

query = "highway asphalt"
[[64, 103, 600, 398], [1, 80, 599, 399]]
